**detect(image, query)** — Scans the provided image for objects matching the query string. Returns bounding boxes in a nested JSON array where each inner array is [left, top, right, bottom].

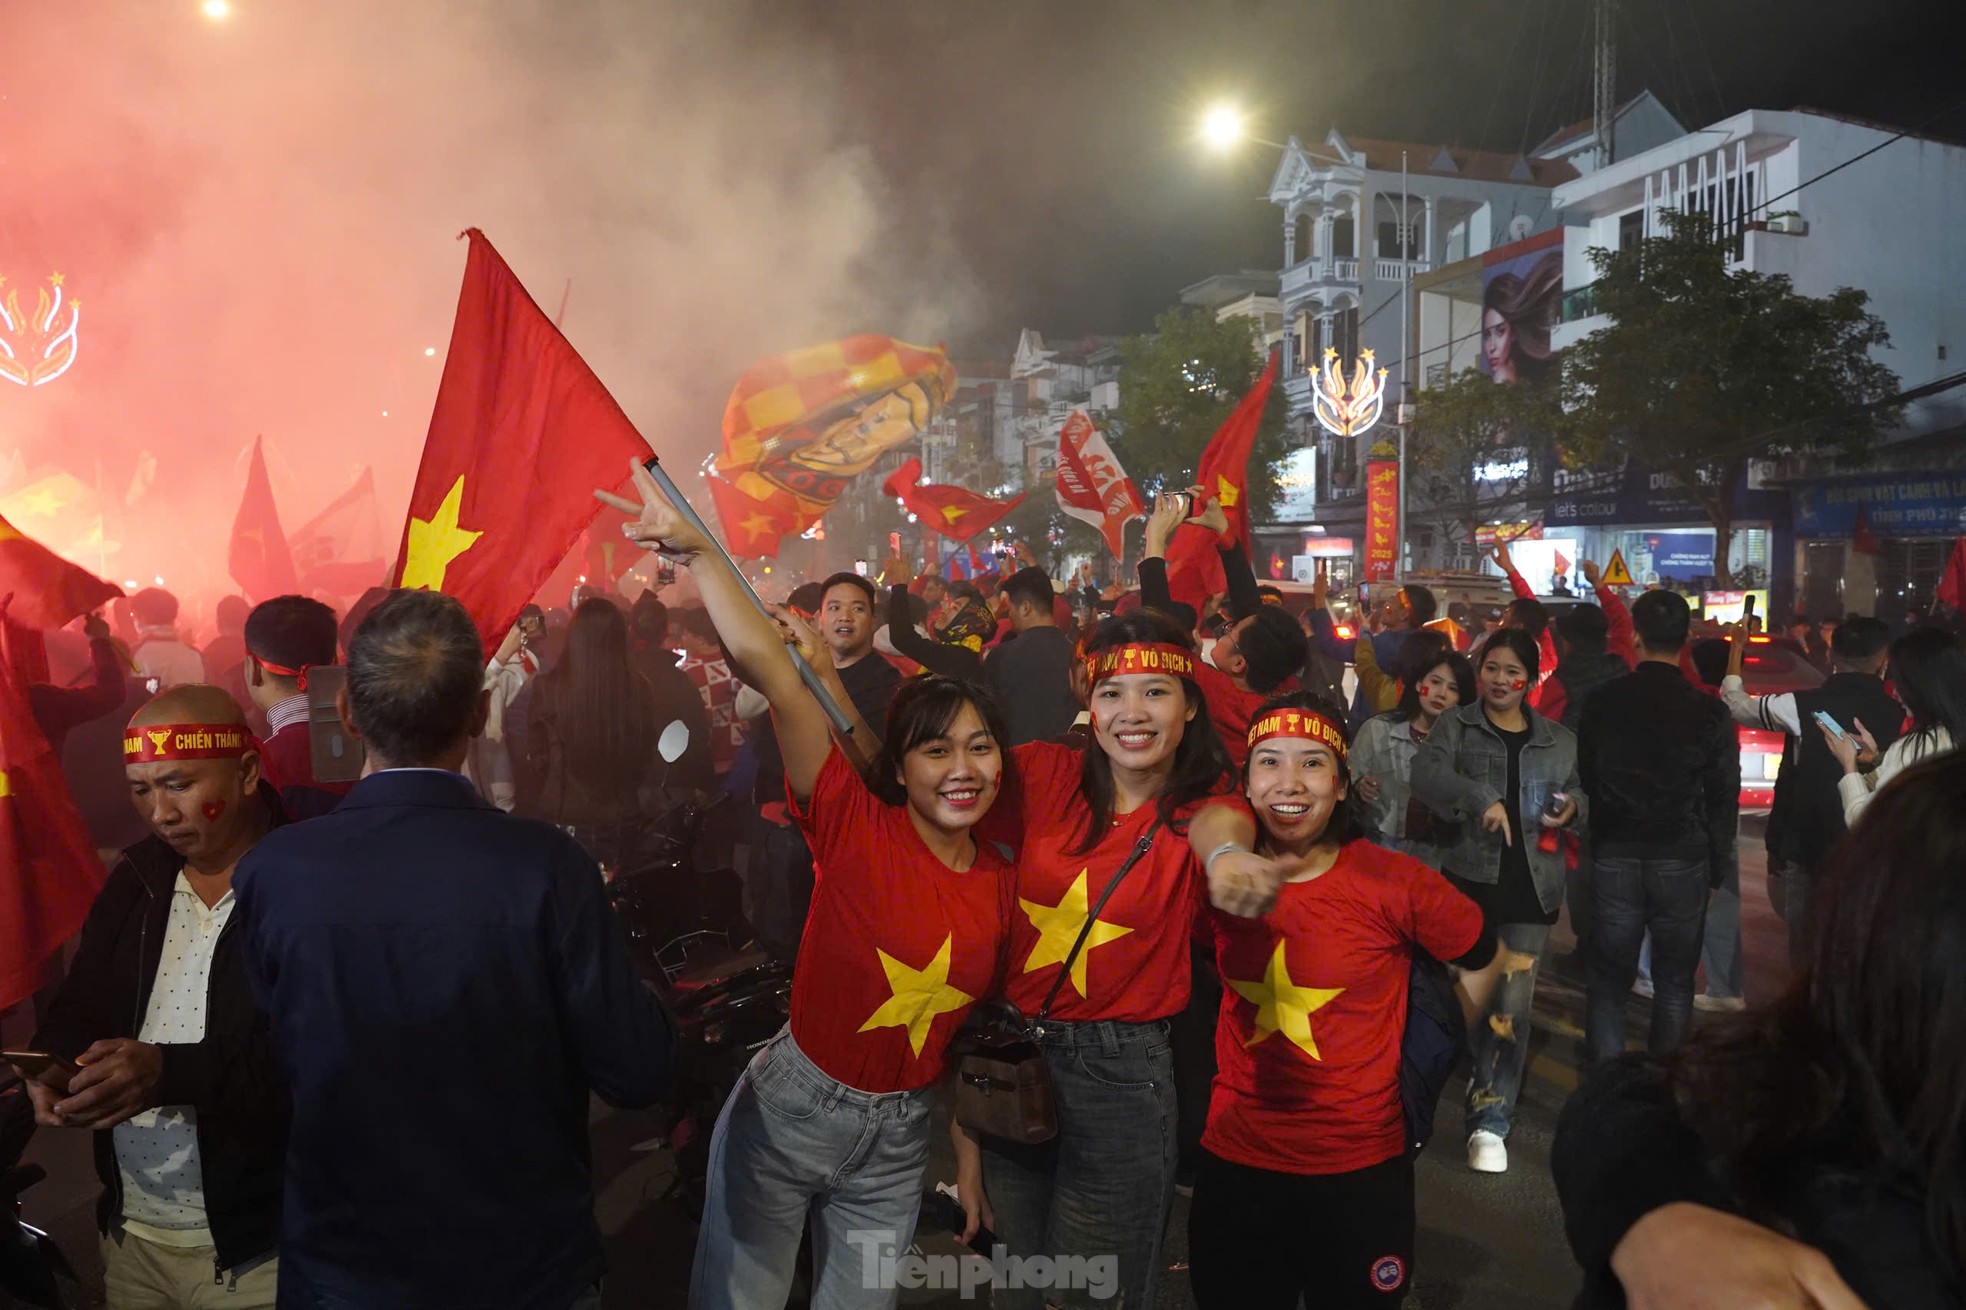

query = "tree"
[[1408, 367, 1565, 562], [1560, 213, 1900, 585], [1115, 306, 1291, 522]]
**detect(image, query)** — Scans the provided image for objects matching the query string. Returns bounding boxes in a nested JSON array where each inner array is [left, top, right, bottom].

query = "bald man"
[[17, 685, 286, 1308]]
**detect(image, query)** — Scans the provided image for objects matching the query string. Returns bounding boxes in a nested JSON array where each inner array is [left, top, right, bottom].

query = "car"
[[1688, 634, 1824, 812]]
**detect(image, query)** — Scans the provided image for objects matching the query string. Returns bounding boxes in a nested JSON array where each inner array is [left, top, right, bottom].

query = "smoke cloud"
[[2, 0, 974, 618]]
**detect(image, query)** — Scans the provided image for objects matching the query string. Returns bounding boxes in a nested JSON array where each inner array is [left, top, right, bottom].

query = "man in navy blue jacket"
[[234, 589, 674, 1310]]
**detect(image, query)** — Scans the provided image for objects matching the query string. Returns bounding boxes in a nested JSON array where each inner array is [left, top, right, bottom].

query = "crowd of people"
[[5, 476, 1966, 1310]]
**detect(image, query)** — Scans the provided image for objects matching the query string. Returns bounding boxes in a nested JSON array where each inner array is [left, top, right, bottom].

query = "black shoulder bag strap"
[[1032, 819, 1163, 1024]]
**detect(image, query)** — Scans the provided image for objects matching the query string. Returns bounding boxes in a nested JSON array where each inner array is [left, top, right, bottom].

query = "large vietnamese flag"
[[1165, 352, 1278, 611], [390, 230, 652, 649], [227, 435, 300, 602], [882, 457, 1025, 542], [0, 624, 105, 1011], [0, 511, 121, 629]]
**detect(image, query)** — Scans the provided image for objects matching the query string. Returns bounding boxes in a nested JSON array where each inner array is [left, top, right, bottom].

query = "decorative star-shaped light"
[[858, 934, 975, 1056], [1021, 870, 1135, 999], [399, 475, 483, 591], [1226, 940, 1345, 1060], [1215, 474, 1240, 509]]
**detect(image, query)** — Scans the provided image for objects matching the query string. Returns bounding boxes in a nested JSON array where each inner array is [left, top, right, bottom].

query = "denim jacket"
[[1410, 702, 1585, 914], [1350, 713, 1449, 870]]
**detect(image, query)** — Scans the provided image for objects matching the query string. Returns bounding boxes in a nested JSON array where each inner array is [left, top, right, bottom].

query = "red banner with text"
[[1365, 457, 1399, 582]]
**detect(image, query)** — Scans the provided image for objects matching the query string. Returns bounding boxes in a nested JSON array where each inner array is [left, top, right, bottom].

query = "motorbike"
[[1, 1079, 77, 1309]]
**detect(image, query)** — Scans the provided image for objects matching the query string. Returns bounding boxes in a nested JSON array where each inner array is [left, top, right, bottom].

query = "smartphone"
[[3, 1050, 78, 1087], [1813, 709, 1845, 740], [1742, 592, 1758, 622], [1357, 583, 1371, 605], [1542, 790, 1570, 821], [922, 1189, 996, 1257]]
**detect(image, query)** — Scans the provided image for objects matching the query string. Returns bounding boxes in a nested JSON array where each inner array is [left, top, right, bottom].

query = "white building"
[[1547, 107, 1966, 617], [1180, 270, 1285, 353], [1267, 129, 1580, 528]]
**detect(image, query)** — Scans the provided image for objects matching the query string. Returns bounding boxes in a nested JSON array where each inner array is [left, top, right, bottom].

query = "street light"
[[1197, 105, 1343, 160], [201, 0, 232, 19]]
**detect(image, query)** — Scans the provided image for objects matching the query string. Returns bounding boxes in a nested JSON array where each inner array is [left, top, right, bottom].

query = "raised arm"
[[1583, 560, 1637, 668], [603, 461, 833, 802], [885, 583, 980, 679]]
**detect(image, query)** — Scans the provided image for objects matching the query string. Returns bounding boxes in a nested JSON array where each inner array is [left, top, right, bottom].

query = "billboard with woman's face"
[[1479, 244, 1563, 387]]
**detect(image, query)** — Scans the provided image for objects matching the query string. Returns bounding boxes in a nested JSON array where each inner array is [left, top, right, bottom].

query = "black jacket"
[[1765, 673, 1906, 872], [1547, 650, 1629, 734], [1554, 1056, 1963, 1310], [1577, 662, 1740, 886], [32, 799, 288, 1275]]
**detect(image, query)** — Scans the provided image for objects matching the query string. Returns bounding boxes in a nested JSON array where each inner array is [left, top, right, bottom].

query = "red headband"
[[254, 655, 315, 691], [1246, 707, 1348, 762], [124, 722, 256, 763], [1086, 642, 1196, 685]]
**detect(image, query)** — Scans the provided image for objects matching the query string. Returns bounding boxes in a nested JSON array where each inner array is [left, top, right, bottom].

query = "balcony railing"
[[1372, 258, 1431, 281], [1332, 258, 1360, 281]]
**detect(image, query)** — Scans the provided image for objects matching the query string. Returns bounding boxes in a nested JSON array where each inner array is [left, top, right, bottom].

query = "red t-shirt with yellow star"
[[1202, 840, 1483, 1175], [788, 746, 1016, 1094], [995, 741, 1247, 1024]]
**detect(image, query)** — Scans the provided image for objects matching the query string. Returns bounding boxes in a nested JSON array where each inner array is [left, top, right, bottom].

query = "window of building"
[[1617, 209, 1645, 251], [1293, 214, 1313, 263], [1333, 306, 1360, 363], [1331, 215, 1355, 259]]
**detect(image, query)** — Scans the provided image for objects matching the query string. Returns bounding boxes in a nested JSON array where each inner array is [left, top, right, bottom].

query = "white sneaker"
[[1693, 993, 1747, 1012], [1467, 1130, 1508, 1173], [1631, 978, 1654, 999]]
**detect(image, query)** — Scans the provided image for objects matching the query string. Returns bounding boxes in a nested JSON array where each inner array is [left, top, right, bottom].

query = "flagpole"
[[638, 456, 855, 737]]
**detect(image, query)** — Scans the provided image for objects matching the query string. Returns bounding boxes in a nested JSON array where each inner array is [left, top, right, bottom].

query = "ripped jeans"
[[1465, 921, 1551, 1140]]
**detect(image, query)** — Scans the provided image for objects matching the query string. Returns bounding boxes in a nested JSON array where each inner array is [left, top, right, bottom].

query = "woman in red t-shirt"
[[1189, 691, 1532, 1309], [949, 609, 1284, 1310], [611, 466, 1017, 1310]]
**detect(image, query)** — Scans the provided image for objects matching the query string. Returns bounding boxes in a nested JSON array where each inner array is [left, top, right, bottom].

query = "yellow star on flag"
[[1215, 474, 1240, 509], [1226, 940, 1344, 1060], [940, 504, 968, 524], [858, 934, 975, 1056], [399, 475, 483, 591], [1020, 870, 1134, 999], [0, 770, 13, 799], [741, 512, 779, 538]]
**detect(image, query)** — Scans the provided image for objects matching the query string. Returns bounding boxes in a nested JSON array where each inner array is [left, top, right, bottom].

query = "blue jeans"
[[1465, 922, 1550, 1140], [1585, 855, 1710, 1061], [1701, 860, 1743, 1000], [979, 1019, 1177, 1309], [689, 1028, 933, 1310]]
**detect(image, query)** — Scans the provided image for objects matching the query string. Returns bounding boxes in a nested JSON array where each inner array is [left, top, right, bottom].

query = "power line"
[[1749, 91, 1966, 218]]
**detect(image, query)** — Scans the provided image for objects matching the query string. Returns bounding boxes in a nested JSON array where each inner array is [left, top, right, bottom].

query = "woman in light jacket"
[[1411, 628, 1583, 1175], [1824, 624, 1965, 823], [1351, 648, 1475, 868]]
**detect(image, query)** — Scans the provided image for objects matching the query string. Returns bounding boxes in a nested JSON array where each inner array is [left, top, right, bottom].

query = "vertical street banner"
[[1053, 407, 1143, 560], [1365, 452, 1399, 582]]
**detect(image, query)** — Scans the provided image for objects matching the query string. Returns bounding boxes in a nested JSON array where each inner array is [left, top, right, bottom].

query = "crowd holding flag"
[[706, 333, 957, 558], [227, 434, 300, 603], [389, 228, 651, 649]]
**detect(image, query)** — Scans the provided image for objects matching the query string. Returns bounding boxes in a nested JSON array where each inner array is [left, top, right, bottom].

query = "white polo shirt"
[[111, 873, 235, 1247]]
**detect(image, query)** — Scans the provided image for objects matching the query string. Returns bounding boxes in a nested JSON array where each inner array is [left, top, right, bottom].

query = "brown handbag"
[[951, 821, 1162, 1146]]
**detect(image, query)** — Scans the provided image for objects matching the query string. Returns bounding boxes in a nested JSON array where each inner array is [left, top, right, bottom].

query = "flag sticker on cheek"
[[201, 801, 226, 822], [1510, 678, 1527, 691]]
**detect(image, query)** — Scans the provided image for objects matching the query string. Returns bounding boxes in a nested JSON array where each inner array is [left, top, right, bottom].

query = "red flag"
[[0, 511, 121, 629], [1851, 507, 1883, 557], [882, 458, 1025, 542], [1054, 408, 1144, 560], [1165, 353, 1279, 610], [390, 230, 651, 650], [1553, 548, 1573, 577], [707, 475, 794, 560], [292, 466, 387, 595], [1937, 536, 1966, 612], [0, 637, 105, 1011], [228, 435, 299, 602]]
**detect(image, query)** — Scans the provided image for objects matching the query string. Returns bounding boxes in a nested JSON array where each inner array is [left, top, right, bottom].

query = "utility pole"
[[1593, 0, 1618, 170], [1398, 150, 1411, 577]]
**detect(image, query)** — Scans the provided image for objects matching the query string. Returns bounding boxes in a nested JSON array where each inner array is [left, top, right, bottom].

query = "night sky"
[[788, 0, 1966, 353]]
